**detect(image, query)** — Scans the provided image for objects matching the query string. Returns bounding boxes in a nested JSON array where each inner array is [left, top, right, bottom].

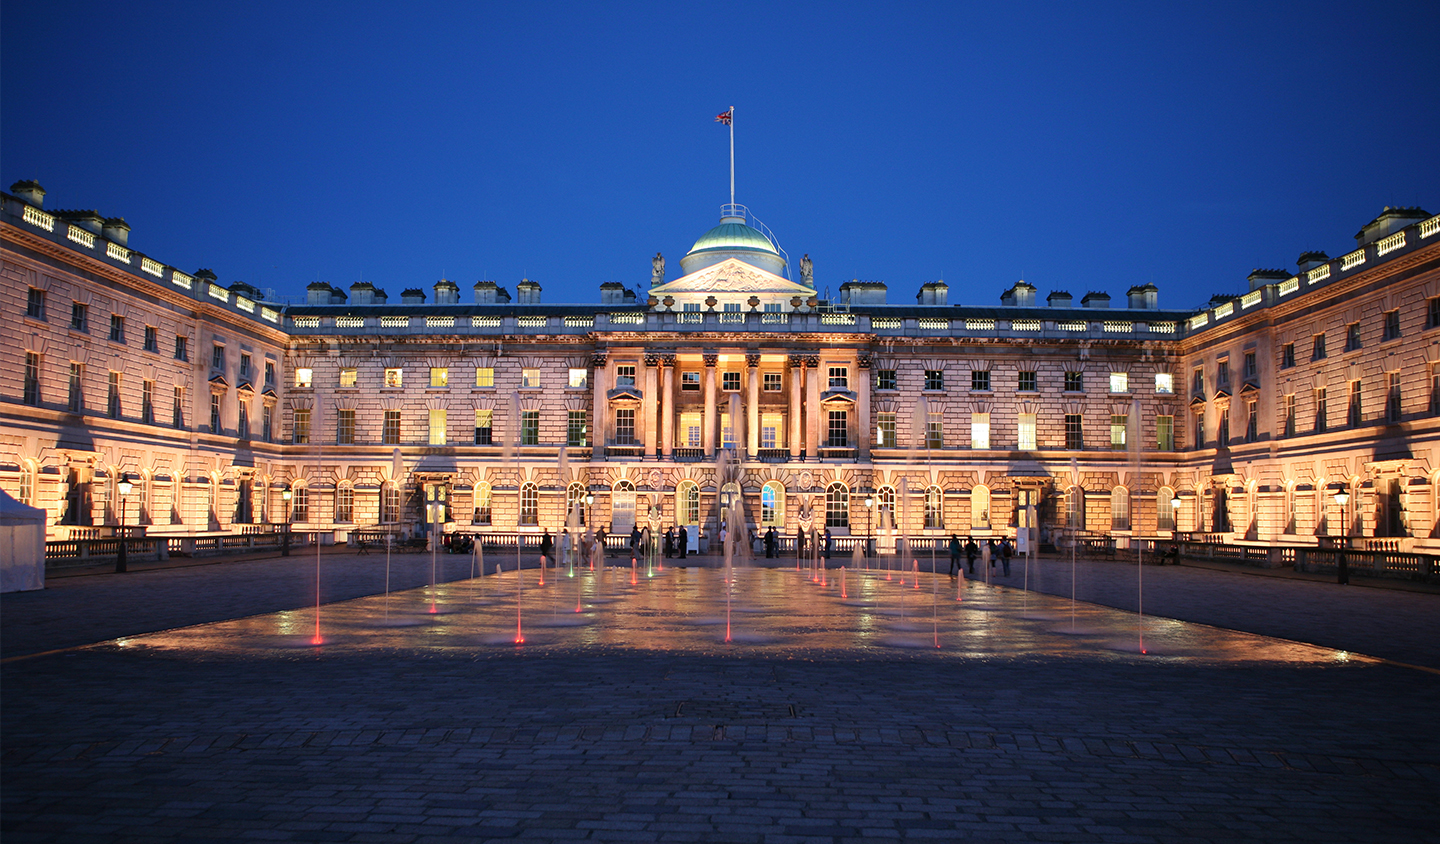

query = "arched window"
[[291, 484, 309, 523], [473, 482, 492, 525], [139, 472, 152, 525], [1157, 487, 1175, 531], [566, 482, 586, 527], [676, 480, 699, 526], [18, 460, 35, 506], [825, 482, 849, 529], [877, 485, 896, 530], [1111, 486, 1131, 531], [1065, 485, 1084, 532], [519, 482, 538, 526], [612, 479, 636, 534], [334, 482, 354, 523], [761, 481, 785, 527], [1283, 483, 1297, 534], [971, 485, 991, 530], [924, 485, 943, 530]]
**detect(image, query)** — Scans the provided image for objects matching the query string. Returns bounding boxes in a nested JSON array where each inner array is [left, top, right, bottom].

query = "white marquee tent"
[[0, 488, 46, 592]]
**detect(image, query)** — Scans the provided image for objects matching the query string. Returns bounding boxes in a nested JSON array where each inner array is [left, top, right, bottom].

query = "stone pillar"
[[805, 355, 821, 459], [857, 353, 872, 461], [746, 353, 760, 458], [661, 354, 675, 458], [789, 355, 803, 459], [702, 353, 718, 457], [643, 354, 659, 458], [591, 352, 607, 454]]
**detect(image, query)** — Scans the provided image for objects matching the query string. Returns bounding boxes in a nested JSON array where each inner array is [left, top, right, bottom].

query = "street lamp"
[[864, 495, 874, 561], [1333, 490, 1351, 585], [281, 486, 293, 556], [585, 493, 594, 530], [115, 476, 133, 573]]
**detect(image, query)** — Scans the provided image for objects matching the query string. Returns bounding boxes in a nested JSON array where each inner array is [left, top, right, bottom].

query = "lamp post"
[[281, 486, 293, 556], [1334, 490, 1350, 585], [115, 476, 133, 573], [1169, 495, 1182, 564], [585, 493, 594, 530], [864, 495, 874, 563]]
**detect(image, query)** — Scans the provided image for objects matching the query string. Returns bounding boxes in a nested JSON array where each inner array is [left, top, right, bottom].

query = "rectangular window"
[[1429, 298, 1440, 329], [925, 370, 945, 391], [108, 371, 121, 418], [1243, 351, 1257, 380], [335, 487, 353, 523], [828, 366, 848, 390], [239, 354, 251, 379], [1065, 371, 1083, 392], [209, 393, 221, 433], [1315, 388, 1327, 432], [430, 367, 448, 388], [473, 409, 491, 445], [1217, 359, 1231, 388], [109, 314, 125, 343], [141, 380, 154, 423], [383, 485, 400, 524], [971, 370, 990, 391], [1245, 399, 1258, 442], [384, 367, 402, 388], [1110, 372, 1129, 393], [569, 367, 588, 389], [238, 401, 249, 439], [877, 369, 897, 391], [1284, 394, 1296, 436], [1193, 367, 1205, 395], [26, 288, 45, 320], [293, 408, 311, 444], [1348, 380, 1362, 427], [971, 413, 990, 449], [1155, 372, 1173, 394], [764, 371, 783, 392], [294, 368, 312, 388], [520, 410, 539, 445], [721, 413, 735, 448], [761, 412, 783, 449], [1387, 371, 1402, 422], [1313, 333, 1327, 361], [1017, 371, 1037, 392], [291, 488, 308, 523], [521, 368, 541, 389], [1217, 407, 1229, 444], [1017, 413, 1036, 451], [475, 366, 494, 388], [211, 345, 225, 370], [1157, 415, 1174, 452], [613, 408, 635, 444], [68, 362, 83, 412], [384, 410, 401, 445], [1383, 310, 1401, 341], [568, 410, 588, 446], [143, 326, 158, 352], [339, 368, 357, 388], [1065, 414, 1084, 449], [1281, 343, 1295, 368], [877, 412, 897, 448], [1111, 415, 1128, 450], [262, 405, 273, 441], [827, 410, 848, 447], [174, 336, 188, 361], [264, 361, 275, 386], [722, 371, 741, 391], [173, 386, 184, 429], [927, 411, 944, 449], [337, 409, 355, 444], [681, 371, 700, 391], [70, 302, 87, 332], [616, 365, 636, 388], [681, 412, 702, 447], [1345, 323, 1361, 352], [428, 409, 447, 445], [23, 352, 40, 406]]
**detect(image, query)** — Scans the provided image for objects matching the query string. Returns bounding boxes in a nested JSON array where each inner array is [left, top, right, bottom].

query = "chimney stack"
[[10, 180, 45, 208]]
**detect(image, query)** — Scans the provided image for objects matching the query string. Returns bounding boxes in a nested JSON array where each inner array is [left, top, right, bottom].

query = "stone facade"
[[4, 183, 1439, 555]]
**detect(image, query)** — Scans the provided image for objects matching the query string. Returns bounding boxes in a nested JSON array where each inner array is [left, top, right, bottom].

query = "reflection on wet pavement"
[[115, 565, 1368, 665]]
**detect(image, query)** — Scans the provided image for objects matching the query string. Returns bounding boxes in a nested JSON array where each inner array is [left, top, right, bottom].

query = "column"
[[702, 353, 718, 457], [857, 353, 872, 461], [661, 354, 675, 458], [746, 353, 760, 458], [788, 355, 803, 459], [590, 352, 607, 455], [805, 355, 821, 459], [643, 354, 659, 458]]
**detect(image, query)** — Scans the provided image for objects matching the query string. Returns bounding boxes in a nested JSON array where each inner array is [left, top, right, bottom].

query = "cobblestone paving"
[[4, 554, 1437, 843]]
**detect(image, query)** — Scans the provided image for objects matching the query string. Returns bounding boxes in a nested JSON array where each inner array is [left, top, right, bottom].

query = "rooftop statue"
[[800, 253, 813, 286], [652, 252, 665, 285]]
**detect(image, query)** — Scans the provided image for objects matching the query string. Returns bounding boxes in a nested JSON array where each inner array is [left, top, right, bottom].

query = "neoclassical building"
[[4, 181, 1439, 558]]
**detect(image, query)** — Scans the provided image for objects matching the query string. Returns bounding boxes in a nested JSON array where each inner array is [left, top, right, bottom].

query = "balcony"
[[672, 447, 705, 462], [756, 448, 790, 463], [605, 445, 645, 459], [819, 446, 856, 460]]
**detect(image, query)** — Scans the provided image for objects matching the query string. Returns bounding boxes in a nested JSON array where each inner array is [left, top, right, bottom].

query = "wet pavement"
[[3, 551, 1438, 842]]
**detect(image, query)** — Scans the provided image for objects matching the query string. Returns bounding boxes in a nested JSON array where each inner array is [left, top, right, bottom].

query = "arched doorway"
[[612, 479, 636, 535]]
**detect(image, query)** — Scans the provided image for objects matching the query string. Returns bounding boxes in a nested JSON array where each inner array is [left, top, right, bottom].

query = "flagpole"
[[729, 106, 735, 208]]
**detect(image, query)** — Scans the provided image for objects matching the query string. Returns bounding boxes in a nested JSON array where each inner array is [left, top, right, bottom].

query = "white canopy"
[[0, 488, 46, 592]]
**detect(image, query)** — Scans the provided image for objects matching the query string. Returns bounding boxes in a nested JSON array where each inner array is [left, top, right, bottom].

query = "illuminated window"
[[473, 483, 492, 525], [1064, 371, 1083, 392], [475, 366, 494, 388], [384, 368, 402, 388], [1155, 372, 1173, 394], [1110, 372, 1129, 393], [971, 486, 990, 529], [970, 413, 990, 449], [877, 412, 897, 448], [295, 368, 313, 388], [676, 480, 700, 525], [428, 409, 446, 445], [1157, 415, 1174, 451], [519, 482, 538, 526], [1111, 415, 1128, 450], [1017, 413, 1036, 451], [522, 368, 541, 388], [339, 368, 357, 388], [569, 368, 588, 389], [761, 481, 784, 526], [292, 408, 310, 444], [430, 367, 448, 388], [568, 410, 588, 446], [1111, 487, 1130, 530], [761, 412, 782, 449], [825, 482, 849, 528], [927, 411, 944, 449], [924, 486, 943, 530]]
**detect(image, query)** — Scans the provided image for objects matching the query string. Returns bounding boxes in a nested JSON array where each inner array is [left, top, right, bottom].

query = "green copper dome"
[[686, 221, 781, 257]]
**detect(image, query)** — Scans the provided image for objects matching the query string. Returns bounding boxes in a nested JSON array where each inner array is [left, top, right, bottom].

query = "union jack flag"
[[715, 109, 732, 125]]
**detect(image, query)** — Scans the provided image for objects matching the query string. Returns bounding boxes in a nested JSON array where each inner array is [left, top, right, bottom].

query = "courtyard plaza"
[[2, 547, 1437, 843]]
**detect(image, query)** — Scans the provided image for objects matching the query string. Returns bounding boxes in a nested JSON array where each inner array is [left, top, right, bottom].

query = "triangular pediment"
[[649, 258, 815, 298]]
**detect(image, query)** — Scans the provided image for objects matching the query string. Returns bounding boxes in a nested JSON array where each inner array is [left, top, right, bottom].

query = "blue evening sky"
[[4, 0, 1437, 310]]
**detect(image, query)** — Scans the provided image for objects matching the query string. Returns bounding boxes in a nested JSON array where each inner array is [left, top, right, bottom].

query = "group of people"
[[946, 534, 1015, 577]]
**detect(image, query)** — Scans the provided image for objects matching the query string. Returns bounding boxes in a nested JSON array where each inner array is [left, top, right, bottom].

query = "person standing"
[[823, 527, 833, 560], [596, 527, 608, 560], [1000, 538, 1012, 577], [678, 525, 688, 558], [539, 529, 553, 564], [984, 538, 994, 570], [765, 526, 778, 559], [663, 527, 674, 558], [948, 534, 962, 576], [965, 537, 979, 575], [630, 525, 641, 557]]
